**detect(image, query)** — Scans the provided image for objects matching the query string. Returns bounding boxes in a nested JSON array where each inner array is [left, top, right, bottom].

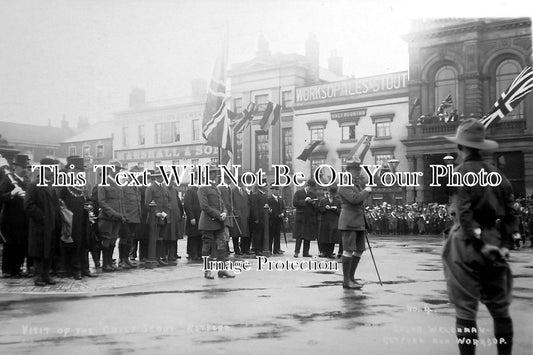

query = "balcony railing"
[[407, 119, 527, 139]]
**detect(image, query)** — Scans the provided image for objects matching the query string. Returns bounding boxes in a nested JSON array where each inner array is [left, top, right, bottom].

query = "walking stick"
[[365, 231, 383, 286]]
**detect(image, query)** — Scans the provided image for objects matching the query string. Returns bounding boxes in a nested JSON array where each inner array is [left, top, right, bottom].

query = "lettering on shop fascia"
[[115, 145, 219, 162], [330, 108, 367, 126]]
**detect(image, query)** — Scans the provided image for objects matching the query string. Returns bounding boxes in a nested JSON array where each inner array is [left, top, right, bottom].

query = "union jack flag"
[[231, 102, 257, 133], [202, 40, 232, 155], [481, 66, 533, 128], [348, 134, 373, 161], [435, 94, 453, 115]]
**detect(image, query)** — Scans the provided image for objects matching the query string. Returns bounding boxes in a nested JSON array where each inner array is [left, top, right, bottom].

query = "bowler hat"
[[444, 118, 498, 150], [345, 157, 362, 170], [66, 156, 85, 171], [12, 154, 30, 167]]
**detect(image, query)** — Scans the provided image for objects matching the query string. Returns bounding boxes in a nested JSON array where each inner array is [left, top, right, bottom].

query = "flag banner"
[[480, 66, 533, 128], [297, 140, 323, 161], [434, 94, 453, 115], [232, 102, 257, 133], [347, 134, 373, 161], [202, 40, 232, 152], [259, 101, 281, 131]]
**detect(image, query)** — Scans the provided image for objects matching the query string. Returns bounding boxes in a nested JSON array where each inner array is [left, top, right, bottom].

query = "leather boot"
[[350, 255, 363, 286], [342, 256, 361, 289], [102, 248, 115, 272], [204, 270, 215, 279], [218, 270, 236, 278]]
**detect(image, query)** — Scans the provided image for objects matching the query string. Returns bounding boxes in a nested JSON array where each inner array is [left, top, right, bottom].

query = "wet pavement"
[[1, 235, 532, 355]]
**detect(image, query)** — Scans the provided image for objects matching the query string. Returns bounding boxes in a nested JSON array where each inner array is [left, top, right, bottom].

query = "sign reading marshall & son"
[[115, 144, 219, 162], [295, 71, 408, 105]]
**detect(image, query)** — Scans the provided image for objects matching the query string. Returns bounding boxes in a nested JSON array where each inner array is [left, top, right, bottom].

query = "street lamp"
[[443, 154, 454, 165]]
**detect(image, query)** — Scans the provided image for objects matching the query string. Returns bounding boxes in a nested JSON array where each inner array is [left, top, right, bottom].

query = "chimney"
[[256, 33, 271, 58], [78, 116, 90, 130], [305, 33, 320, 84], [328, 50, 343, 76], [129, 88, 146, 108], [61, 114, 69, 129], [191, 78, 207, 98]]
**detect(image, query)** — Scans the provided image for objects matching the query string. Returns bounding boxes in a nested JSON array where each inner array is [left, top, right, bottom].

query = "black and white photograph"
[[1, 0, 532, 354]]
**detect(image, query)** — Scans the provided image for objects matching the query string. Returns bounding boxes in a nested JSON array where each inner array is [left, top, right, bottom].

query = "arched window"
[[496, 59, 523, 119], [434, 66, 458, 112]]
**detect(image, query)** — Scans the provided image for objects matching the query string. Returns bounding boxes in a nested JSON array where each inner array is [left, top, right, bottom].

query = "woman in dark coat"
[[317, 186, 342, 258], [183, 185, 202, 260]]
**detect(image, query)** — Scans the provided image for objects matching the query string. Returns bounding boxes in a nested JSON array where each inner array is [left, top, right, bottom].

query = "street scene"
[[0, 237, 531, 355], [2, 0, 533, 354]]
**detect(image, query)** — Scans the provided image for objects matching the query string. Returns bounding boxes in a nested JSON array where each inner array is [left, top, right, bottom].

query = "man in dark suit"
[[145, 170, 172, 266], [268, 185, 285, 254], [230, 182, 250, 255], [338, 159, 372, 289], [184, 185, 202, 261], [292, 180, 318, 257], [24, 158, 62, 286], [197, 164, 234, 279], [250, 181, 269, 256], [97, 160, 126, 272], [317, 185, 342, 258], [0, 154, 30, 278], [118, 165, 142, 269]]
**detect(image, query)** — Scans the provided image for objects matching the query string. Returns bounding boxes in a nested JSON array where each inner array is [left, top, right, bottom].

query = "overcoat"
[[183, 186, 202, 237], [167, 186, 184, 240], [197, 184, 226, 231], [0, 174, 28, 244], [24, 183, 61, 258], [292, 188, 318, 240], [317, 195, 341, 243], [230, 186, 250, 237]]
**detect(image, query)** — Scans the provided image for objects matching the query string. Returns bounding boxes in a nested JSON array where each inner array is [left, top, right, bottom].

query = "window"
[[68, 146, 76, 156], [122, 127, 129, 147], [282, 128, 293, 169], [233, 98, 243, 113], [310, 158, 325, 181], [235, 131, 243, 165], [496, 60, 523, 119], [255, 94, 269, 111], [341, 125, 356, 141], [96, 144, 104, 158], [376, 122, 391, 138], [255, 131, 269, 171], [138, 125, 145, 145], [434, 66, 458, 112], [282, 91, 293, 108], [375, 153, 393, 168], [172, 122, 181, 142], [192, 119, 200, 141], [155, 123, 173, 144], [82, 146, 90, 157], [310, 127, 324, 141]]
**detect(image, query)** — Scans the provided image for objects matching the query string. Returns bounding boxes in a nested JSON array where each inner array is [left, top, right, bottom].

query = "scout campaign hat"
[[109, 159, 126, 171], [345, 157, 362, 170], [444, 118, 498, 150], [13, 154, 30, 168], [66, 156, 85, 171]]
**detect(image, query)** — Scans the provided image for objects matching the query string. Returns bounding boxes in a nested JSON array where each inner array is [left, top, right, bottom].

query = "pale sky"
[[0, 0, 532, 127]]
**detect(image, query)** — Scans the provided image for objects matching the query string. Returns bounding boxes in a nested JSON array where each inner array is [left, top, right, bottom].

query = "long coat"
[[292, 188, 318, 240], [183, 186, 202, 237], [97, 179, 125, 221], [122, 186, 142, 224], [24, 183, 61, 259], [230, 186, 250, 237], [58, 187, 89, 245], [197, 184, 226, 231], [317, 195, 342, 243], [0, 174, 28, 245], [167, 186, 184, 240], [145, 182, 170, 226], [338, 184, 370, 231]]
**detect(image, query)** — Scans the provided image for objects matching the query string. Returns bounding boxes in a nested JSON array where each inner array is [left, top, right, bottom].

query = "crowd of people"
[[1, 153, 531, 286]]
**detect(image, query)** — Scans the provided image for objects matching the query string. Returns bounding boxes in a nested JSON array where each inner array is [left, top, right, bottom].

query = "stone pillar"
[[415, 155, 425, 203], [524, 150, 533, 197], [406, 155, 416, 203]]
